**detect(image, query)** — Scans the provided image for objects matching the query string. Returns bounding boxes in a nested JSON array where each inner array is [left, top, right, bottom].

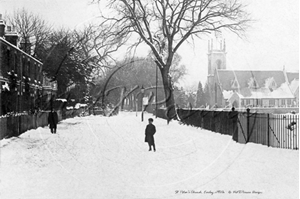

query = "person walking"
[[48, 109, 58, 134], [145, 118, 156, 152]]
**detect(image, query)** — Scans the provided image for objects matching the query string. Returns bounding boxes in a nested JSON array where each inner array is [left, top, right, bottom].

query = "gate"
[[268, 114, 299, 150], [237, 109, 299, 150]]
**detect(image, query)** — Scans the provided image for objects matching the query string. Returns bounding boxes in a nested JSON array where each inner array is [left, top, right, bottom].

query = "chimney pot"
[[6, 26, 11, 32], [5, 25, 19, 46], [0, 13, 5, 37]]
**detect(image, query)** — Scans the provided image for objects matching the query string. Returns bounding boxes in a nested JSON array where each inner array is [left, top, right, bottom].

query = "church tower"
[[207, 38, 227, 75], [207, 38, 226, 106]]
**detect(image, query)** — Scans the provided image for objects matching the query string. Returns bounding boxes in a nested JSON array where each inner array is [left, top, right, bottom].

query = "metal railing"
[[155, 108, 299, 150]]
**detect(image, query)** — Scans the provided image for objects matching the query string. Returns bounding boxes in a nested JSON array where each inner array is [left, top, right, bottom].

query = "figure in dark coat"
[[145, 118, 156, 151], [48, 109, 58, 134]]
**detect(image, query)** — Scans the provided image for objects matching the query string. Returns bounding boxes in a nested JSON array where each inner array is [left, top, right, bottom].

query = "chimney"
[[0, 14, 5, 37], [20, 37, 31, 54], [5, 25, 19, 46]]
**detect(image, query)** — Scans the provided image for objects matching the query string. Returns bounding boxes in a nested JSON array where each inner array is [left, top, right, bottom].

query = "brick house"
[[0, 15, 57, 115]]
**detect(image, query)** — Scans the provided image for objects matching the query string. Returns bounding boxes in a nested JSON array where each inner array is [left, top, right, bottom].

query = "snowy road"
[[0, 112, 298, 199]]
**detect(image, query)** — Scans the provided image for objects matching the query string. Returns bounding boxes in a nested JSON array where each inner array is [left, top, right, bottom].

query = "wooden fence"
[[0, 107, 105, 140], [0, 111, 59, 139]]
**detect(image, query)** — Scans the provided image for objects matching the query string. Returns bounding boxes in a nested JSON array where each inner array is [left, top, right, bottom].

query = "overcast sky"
[[0, 0, 299, 89]]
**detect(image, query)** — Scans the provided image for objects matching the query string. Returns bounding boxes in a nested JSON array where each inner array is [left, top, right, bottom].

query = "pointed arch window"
[[231, 78, 240, 89], [216, 59, 222, 69], [248, 77, 259, 89]]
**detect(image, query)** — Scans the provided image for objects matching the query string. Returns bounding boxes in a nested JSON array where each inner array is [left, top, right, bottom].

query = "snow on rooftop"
[[223, 82, 295, 99], [74, 103, 88, 109], [222, 90, 234, 99], [55, 98, 67, 102], [289, 79, 299, 94]]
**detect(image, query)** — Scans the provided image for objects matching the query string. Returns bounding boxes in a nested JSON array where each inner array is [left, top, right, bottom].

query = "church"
[[206, 39, 299, 109]]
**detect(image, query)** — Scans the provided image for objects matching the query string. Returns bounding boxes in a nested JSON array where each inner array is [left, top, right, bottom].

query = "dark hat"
[[148, 118, 154, 122]]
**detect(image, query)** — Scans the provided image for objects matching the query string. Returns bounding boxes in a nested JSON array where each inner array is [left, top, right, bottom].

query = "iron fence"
[[155, 108, 299, 150]]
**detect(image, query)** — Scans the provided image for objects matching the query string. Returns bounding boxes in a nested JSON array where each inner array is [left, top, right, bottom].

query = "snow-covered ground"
[[0, 112, 298, 199]]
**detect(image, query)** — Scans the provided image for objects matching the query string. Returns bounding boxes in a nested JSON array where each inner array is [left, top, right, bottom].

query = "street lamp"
[[141, 85, 145, 122]]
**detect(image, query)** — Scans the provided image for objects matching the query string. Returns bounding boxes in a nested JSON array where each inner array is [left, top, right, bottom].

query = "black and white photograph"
[[0, 0, 299, 198]]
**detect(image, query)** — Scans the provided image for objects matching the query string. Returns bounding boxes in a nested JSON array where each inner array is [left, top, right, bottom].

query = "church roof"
[[216, 69, 286, 91], [216, 69, 295, 99], [289, 79, 299, 94], [286, 71, 299, 82]]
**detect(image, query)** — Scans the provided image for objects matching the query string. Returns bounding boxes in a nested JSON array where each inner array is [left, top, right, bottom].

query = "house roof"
[[0, 37, 42, 65]]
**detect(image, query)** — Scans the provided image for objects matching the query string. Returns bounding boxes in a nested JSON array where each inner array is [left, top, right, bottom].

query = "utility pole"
[[155, 63, 158, 118]]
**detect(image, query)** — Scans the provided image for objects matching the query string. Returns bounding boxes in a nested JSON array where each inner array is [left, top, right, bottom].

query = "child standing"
[[145, 118, 156, 152]]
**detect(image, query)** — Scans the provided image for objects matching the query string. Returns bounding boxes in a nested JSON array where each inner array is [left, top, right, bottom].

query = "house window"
[[14, 51, 17, 73], [16, 52, 21, 78], [9, 49, 14, 72], [28, 60, 31, 79], [5, 48, 10, 75], [22, 56, 26, 76]]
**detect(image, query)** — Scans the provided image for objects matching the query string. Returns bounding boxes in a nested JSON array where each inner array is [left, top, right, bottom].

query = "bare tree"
[[94, 0, 251, 120], [74, 22, 129, 78], [7, 8, 52, 58]]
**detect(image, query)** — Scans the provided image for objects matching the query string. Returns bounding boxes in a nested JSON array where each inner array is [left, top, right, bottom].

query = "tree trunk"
[[160, 67, 177, 122], [129, 94, 133, 110]]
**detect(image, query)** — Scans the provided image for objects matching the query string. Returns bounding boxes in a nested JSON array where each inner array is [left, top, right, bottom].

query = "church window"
[[249, 99, 254, 105], [287, 99, 291, 106], [275, 99, 279, 107], [246, 99, 250, 105], [278, 99, 282, 106], [216, 59, 222, 69], [208, 60, 211, 74], [262, 99, 269, 107], [231, 78, 240, 89], [269, 99, 275, 106]]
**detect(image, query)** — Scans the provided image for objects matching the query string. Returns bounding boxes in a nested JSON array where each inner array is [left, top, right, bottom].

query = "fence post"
[[267, 113, 270, 147], [246, 108, 250, 143]]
